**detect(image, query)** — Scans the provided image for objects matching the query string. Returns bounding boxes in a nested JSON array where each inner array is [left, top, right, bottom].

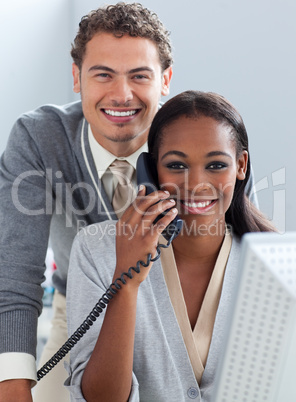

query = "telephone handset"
[[136, 152, 183, 243], [37, 153, 182, 381]]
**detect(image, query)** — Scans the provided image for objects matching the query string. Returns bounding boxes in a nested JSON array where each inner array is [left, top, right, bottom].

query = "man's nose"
[[109, 77, 133, 105]]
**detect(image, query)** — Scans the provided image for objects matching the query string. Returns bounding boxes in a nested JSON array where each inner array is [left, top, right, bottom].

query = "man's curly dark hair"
[[71, 2, 173, 71]]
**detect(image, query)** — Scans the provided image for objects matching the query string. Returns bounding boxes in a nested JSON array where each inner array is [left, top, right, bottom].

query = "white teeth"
[[104, 109, 137, 117], [183, 200, 212, 208]]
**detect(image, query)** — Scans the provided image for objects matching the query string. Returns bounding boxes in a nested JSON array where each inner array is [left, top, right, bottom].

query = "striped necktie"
[[109, 160, 136, 218]]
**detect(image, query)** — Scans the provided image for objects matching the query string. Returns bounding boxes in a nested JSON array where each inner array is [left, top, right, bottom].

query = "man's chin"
[[105, 133, 139, 143]]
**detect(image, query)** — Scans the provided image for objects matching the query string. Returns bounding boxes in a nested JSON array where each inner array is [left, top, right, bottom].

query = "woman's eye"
[[207, 162, 227, 170], [166, 162, 187, 170]]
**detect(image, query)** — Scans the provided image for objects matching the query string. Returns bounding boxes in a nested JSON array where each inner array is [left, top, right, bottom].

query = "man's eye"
[[133, 74, 149, 80], [207, 162, 227, 170], [95, 73, 111, 79]]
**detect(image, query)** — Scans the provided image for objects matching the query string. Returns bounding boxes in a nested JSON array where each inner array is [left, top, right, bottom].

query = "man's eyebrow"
[[128, 67, 155, 74], [88, 65, 115, 73], [161, 150, 187, 161], [88, 65, 155, 74]]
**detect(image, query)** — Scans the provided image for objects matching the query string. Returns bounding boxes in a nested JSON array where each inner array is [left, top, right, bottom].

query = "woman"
[[66, 91, 275, 401]]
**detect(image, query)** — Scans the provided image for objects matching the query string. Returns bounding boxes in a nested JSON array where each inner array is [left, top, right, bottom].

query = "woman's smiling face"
[[157, 115, 248, 231]]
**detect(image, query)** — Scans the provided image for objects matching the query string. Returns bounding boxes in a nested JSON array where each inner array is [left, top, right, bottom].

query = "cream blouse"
[[160, 231, 232, 384]]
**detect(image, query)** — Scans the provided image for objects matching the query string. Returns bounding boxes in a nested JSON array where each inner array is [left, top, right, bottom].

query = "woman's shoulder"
[[231, 234, 241, 251], [70, 220, 118, 283], [226, 234, 241, 270], [74, 220, 118, 251]]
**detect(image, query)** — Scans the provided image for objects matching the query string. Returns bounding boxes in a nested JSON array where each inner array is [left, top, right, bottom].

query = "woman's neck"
[[171, 223, 227, 329], [171, 225, 226, 269]]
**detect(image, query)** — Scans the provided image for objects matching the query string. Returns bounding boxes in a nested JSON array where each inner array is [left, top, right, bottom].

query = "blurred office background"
[[1, 0, 295, 232]]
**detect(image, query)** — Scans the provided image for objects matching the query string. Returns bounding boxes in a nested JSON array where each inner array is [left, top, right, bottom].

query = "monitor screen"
[[211, 231, 296, 402]]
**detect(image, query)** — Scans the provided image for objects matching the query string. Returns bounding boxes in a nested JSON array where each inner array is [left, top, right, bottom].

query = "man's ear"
[[161, 66, 173, 96], [72, 63, 81, 93], [236, 150, 248, 180]]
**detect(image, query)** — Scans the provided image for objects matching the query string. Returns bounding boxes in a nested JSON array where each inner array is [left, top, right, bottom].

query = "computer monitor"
[[212, 231, 296, 402]]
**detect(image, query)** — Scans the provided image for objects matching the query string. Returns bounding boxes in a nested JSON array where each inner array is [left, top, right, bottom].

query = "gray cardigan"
[[66, 221, 241, 401], [0, 101, 116, 358]]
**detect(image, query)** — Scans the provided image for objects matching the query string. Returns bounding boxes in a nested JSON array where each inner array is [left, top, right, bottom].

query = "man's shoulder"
[[10, 100, 84, 148], [21, 100, 83, 124]]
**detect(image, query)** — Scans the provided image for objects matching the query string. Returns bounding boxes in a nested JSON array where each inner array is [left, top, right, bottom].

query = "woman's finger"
[[121, 186, 171, 223], [153, 207, 179, 236]]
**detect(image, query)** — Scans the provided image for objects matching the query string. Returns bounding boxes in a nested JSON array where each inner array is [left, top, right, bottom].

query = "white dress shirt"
[[88, 125, 147, 201]]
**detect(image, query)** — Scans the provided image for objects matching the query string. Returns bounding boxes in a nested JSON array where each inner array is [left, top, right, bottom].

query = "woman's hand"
[[114, 185, 177, 285]]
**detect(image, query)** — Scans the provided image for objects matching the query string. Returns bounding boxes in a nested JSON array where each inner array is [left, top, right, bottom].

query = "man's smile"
[[103, 109, 139, 117]]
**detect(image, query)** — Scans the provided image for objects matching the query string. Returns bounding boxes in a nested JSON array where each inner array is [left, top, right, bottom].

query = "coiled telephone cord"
[[37, 239, 172, 381]]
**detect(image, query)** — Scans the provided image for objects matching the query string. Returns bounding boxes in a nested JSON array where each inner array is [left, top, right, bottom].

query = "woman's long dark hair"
[[148, 90, 275, 238]]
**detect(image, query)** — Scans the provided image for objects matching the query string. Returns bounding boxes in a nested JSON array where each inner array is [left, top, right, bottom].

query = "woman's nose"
[[186, 169, 216, 196]]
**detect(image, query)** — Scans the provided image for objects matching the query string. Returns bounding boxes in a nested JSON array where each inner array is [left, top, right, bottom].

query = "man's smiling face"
[[72, 32, 172, 156]]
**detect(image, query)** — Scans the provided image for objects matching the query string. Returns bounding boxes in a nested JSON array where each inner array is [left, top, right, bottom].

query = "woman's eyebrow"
[[160, 150, 232, 161], [160, 150, 187, 161], [206, 151, 232, 158]]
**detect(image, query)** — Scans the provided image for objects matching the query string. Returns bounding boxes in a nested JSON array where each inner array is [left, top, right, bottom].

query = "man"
[[0, 3, 172, 401]]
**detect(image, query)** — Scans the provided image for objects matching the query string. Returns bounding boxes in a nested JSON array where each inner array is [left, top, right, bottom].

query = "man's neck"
[[92, 133, 147, 157]]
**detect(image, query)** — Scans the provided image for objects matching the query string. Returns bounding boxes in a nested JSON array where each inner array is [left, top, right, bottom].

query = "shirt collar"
[[88, 125, 148, 179]]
